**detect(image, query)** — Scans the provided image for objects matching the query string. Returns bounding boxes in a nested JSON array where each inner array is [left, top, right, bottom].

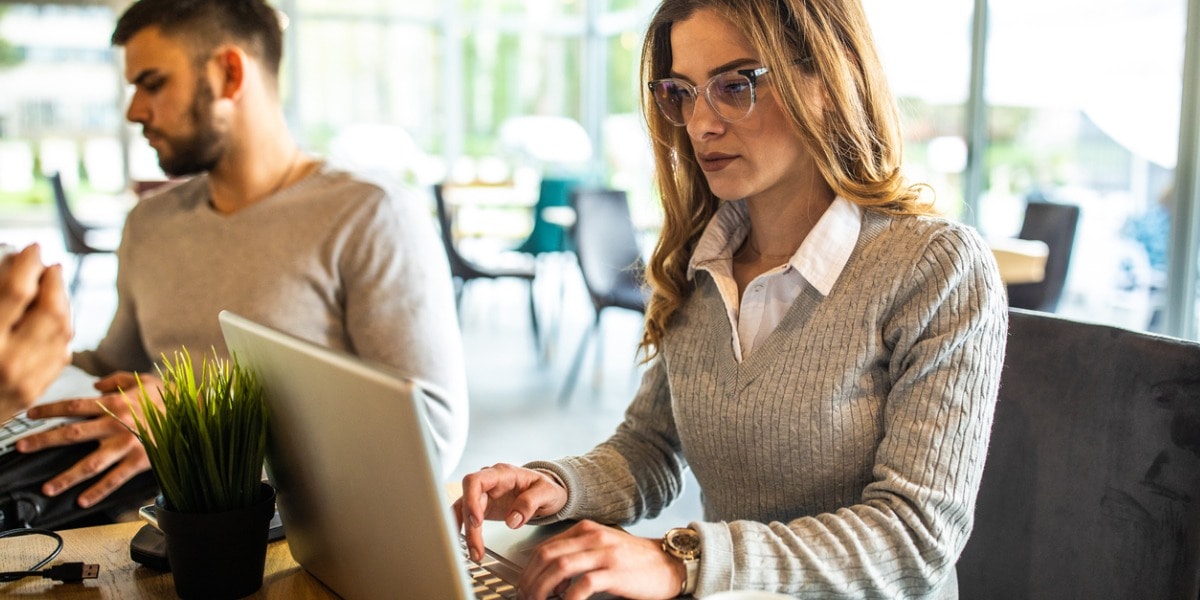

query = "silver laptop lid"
[[218, 310, 472, 600]]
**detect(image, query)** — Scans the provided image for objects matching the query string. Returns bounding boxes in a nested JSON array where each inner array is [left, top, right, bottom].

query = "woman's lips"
[[698, 153, 737, 172]]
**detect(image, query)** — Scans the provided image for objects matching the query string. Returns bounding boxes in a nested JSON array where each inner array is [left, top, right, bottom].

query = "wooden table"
[[1, 520, 336, 598], [1, 483, 471, 598], [990, 237, 1049, 284]]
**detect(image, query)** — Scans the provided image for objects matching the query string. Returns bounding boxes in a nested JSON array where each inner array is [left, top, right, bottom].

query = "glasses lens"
[[707, 73, 755, 121], [650, 80, 693, 126]]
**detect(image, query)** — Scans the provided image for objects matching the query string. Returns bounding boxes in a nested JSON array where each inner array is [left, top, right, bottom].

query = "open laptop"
[[219, 310, 551, 600], [0, 365, 96, 456]]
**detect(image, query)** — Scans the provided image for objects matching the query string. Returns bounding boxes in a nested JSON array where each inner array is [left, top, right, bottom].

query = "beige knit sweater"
[[529, 210, 1008, 598]]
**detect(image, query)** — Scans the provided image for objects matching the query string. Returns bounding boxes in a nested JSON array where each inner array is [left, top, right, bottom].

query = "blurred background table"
[[990, 237, 1049, 284]]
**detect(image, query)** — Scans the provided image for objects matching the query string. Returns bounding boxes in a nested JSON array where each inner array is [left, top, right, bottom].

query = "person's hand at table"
[[0, 243, 72, 422], [517, 520, 684, 600], [455, 463, 570, 563], [455, 463, 684, 600], [16, 371, 161, 508]]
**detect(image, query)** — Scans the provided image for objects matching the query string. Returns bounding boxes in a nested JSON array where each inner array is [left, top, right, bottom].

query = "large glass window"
[[864, 0, 975, 218], [980, 0, 1186, 332], [866, 0, 1189, 335], [2, 0, 1197, 341], [0, 4, 120, 219]]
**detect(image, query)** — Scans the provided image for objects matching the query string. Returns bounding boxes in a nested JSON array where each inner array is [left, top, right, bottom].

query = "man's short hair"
[[112, 0, 284, 77]]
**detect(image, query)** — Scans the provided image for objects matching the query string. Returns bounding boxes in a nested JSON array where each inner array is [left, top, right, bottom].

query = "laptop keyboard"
[[0, 412, 79, 456], [468, 563, 517, 600], [0, 412, 39, 456], [461, 538, 517, 599]]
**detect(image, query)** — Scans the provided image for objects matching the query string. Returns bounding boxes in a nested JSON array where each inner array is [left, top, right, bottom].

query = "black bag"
[[0, 441, 158, 530]]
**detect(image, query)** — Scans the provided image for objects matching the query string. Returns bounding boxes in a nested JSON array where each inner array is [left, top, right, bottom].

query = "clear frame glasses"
[[648, 66, 770, 126]]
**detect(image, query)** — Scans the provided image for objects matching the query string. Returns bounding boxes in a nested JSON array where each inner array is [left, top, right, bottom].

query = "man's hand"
[[17, 371, 161, 508], [0, 244, 72, 421]]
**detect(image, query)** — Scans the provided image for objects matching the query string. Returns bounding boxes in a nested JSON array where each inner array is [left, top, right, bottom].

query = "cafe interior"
[[1, 0, 1199, 596]]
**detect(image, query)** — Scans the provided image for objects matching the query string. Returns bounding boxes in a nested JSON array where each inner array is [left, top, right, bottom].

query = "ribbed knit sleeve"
[[532, 212, 1007, 599], [525, 358, 687, 525]]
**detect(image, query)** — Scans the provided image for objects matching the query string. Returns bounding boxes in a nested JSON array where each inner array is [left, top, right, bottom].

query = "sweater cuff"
[[691, 520, 734, 597], [522, 460, 581, 525]]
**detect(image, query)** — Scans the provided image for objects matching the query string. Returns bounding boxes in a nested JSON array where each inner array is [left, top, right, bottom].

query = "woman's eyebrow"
[[669, 57, 761, 81]]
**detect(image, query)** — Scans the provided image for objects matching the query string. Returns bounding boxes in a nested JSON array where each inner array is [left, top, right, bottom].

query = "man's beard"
[[154, 76, 225, 177]]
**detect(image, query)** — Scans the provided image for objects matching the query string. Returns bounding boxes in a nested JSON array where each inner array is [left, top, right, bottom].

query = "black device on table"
[[130, 503, 285, 571]]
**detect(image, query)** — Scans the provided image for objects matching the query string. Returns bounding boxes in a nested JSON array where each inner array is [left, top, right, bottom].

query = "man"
[[18, 0, 468, 514], [0, 244, 72, 422]]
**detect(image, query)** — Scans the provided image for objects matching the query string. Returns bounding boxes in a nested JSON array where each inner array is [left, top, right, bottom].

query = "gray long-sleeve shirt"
[[529, 210, 1007, 598], [73, 165, 469, 474]]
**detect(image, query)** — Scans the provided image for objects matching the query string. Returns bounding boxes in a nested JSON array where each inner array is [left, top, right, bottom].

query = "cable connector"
[[0, 562, 101, 583], [42, 562, 100, 582]]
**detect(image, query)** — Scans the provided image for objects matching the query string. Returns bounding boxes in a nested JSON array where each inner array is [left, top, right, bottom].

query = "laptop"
[[0, 365, 97, 456], [218, 310, 552, 600]]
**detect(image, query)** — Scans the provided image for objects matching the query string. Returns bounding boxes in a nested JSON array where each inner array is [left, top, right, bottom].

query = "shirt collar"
[[687, 196, 862, 295]]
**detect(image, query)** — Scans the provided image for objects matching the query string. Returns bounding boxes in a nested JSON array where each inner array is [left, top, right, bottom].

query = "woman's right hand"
[[454, 463, 569, 563]]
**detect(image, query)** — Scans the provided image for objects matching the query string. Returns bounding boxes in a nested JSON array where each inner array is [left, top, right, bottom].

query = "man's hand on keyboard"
[[16, 371, 161, 508]]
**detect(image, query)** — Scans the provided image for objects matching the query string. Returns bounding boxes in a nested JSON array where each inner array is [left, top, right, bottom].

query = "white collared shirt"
[[688, 197, 863, 362]]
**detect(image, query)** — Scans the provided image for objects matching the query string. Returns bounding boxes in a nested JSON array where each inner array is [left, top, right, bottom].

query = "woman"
[[456, 0, 1007, 597]]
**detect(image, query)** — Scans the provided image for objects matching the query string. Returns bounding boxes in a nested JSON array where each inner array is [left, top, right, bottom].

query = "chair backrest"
[[431, 184, 480, 281], [569, 188, 645, 312], [956, 308, 1200, 599], [1007, 201, 1080, 312], [514, 177, 581, 255], [48, 171, 92, 255]]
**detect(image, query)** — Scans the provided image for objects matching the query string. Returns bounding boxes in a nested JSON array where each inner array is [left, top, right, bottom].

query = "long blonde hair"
[[638, 0, 936, 358]]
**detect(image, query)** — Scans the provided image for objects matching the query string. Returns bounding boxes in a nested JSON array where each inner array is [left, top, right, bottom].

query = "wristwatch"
[[661, 527, 701, 597]]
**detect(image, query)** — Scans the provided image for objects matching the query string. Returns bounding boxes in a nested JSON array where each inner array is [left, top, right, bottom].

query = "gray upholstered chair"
[[957, 308, 1200, 598], [558, 188, 649, 406]]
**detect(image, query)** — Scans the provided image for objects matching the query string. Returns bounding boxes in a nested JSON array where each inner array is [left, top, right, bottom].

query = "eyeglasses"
[[648, 66, 770, 126], [648, 58, 813, 127]]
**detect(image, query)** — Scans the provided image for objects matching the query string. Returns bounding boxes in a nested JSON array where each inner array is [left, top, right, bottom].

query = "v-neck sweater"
[[528, 210, 1008, 598]]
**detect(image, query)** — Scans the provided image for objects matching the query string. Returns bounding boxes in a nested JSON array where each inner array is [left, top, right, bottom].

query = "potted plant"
[[112, 347, 273, 600]]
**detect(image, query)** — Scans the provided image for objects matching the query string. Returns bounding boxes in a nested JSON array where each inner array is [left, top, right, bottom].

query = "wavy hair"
[[638, 0, 937, 358]]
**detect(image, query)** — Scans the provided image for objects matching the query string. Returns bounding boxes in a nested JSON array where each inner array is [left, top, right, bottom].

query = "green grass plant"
[[111, 348, 268, 514]]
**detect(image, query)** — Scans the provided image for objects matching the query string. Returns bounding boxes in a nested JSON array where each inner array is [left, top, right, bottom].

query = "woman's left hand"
[[517, 519, 684, 600]]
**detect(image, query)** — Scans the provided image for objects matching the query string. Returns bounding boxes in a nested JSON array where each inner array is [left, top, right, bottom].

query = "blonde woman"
[[457, 0, 1007, 597]]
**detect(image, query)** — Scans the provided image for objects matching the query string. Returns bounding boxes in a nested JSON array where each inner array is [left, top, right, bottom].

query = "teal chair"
[[514, 177, 584, 363], [514, 177, 583, 256]]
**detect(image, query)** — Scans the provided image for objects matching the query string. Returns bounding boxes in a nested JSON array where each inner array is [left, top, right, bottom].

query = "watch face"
[[667, 528, 701, 557]]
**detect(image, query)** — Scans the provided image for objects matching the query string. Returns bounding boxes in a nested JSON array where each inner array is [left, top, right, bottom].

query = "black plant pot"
[[156, 482, 276, 600]]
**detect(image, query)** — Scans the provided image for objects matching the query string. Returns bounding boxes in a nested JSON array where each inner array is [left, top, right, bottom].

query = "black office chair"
[[558, 188, 650, 406], [48, 171, 119, 297], [432, 183, 540, 350], [1006, 200, 1080, 312], [956, 308, 1200, 598]]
